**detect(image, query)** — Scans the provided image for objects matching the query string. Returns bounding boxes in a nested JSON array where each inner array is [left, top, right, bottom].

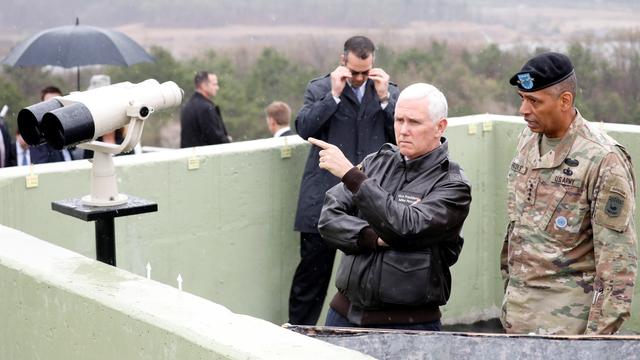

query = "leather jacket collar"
[[399, 137, 449, 182]]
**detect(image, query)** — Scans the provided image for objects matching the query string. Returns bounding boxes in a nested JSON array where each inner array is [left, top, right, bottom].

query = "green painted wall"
[[1, 117, 639, 335], [0, 137, 306, 325]]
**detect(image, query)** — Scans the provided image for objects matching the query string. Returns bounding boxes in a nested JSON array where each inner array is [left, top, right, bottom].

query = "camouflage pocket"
[[594, 175, 633, 232], [541, 184, 589, 242]]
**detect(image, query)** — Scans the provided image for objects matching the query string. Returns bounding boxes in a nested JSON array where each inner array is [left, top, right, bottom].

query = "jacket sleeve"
[[318, 182, 378, 255], [295, 81, 339, 140], [586, 152, 638, 335], [500, 221, 514, 292], [198, 106, 229, 144], [502, 128, 530, 291], [354, 177, 471, 249]]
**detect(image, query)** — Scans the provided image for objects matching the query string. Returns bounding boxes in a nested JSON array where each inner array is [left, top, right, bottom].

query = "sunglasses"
[[348, 68, 370, 77]]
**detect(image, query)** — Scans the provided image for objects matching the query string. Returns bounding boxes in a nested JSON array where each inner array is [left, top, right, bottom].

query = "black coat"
[[180, 92, 229, 148], [30, 144, 66, 164], [294, 75, 399, 233], [0, 122, 12, 167], [319, 140, 471, 311]]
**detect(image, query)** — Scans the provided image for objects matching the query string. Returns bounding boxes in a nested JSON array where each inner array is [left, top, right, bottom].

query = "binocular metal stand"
[[52, 196, 157, 266], [51, 112, 155, 266]]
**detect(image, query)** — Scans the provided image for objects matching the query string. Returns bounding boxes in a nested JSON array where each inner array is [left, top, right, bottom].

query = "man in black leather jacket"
[[314, 83, 471, 330]]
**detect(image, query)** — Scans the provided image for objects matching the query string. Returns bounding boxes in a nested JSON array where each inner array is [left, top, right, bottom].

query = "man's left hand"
[[308, 137, 354, 178], [368, 68, 390, 100]]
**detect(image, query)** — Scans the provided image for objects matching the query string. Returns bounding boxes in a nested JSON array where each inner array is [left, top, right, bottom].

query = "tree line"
[[1, 38, 639, 147]]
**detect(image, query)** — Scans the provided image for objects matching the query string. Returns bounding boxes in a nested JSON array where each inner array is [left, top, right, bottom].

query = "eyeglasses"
[[347, 68, 370, 77]]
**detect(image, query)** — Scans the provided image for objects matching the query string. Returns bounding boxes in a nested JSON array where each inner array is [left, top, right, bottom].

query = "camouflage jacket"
[[501, 110, 637, 335]]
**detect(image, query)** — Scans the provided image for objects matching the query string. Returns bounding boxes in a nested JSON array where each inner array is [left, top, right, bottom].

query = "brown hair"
[[265, 101, 291, 126], [40, 86, 62, 101], [343, 35, 375, 60]]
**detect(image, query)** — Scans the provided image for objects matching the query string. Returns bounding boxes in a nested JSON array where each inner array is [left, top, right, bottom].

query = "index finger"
[[308, 137, 332, 149]]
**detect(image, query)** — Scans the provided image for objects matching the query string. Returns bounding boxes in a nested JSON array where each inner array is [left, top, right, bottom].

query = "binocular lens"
[[17, 99, 63, 146], [42, 103, 95, 150]]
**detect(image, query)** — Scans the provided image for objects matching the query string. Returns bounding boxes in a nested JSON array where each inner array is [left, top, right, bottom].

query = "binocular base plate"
[[51, 195, 157, 222], [81, 193, 129, 207], [51, 195, 158, 267]]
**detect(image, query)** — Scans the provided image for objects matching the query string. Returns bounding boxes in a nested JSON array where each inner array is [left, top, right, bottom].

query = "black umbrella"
[[1, 18, 154, 90]]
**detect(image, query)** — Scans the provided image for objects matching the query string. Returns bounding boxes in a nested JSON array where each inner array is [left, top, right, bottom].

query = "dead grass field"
[[114, 5, 639, 60], [1, 4, 638, 63]]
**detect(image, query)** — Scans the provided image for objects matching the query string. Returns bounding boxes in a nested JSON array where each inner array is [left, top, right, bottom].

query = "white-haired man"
[[312, 83, 472, 330]]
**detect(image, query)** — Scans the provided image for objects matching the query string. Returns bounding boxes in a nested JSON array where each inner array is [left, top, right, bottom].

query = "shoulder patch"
[[594, 176, 634, 232], [604, 193, 624, 217]]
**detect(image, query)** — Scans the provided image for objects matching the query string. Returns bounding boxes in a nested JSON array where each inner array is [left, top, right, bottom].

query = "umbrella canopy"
[[1, 20, 154, 89], [2, 25, 154, 68]]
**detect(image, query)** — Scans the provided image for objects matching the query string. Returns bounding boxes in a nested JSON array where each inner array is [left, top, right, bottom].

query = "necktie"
[[21, 149, 27, 166], [353, 87, 363, 103]]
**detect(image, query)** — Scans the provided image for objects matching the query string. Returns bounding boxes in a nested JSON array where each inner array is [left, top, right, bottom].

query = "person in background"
[[289, 35, 399, 325], [180, 71, 230, 148], [0, 105, 11, 167], [265, 101, 293, 137], [81, 75, 137, 159], [15, 86, 72, 166]]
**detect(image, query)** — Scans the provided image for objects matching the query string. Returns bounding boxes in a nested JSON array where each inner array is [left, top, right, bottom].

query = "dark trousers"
[[288, 232, 336, 325], [325, 308, 442, 331]]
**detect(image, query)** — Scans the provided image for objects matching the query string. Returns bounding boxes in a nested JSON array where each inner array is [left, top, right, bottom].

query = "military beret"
[[509, 52, 574, 92]]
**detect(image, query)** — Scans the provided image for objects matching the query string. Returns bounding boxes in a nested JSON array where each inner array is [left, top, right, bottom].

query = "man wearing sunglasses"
[[289, 35, 399, 325]]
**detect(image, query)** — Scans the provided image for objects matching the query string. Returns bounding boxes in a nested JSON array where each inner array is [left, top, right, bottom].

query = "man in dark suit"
[[0, 109, 11, 167], [180, 71, 230, 148], [289, 35, 399, 325], [13, 86, 71, 166], [265, 101, 293, 137]]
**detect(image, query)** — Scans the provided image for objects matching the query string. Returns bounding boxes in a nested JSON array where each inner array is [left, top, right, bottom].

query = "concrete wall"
[[0, 224, 372, 359], [0, 137, 305, 325], [1, 116, 639, 345]]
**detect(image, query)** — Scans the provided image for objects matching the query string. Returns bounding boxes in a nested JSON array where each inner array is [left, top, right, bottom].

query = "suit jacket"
[[294, 75, 399, 233], [279, 129, 293, 137], [30, 144, 65, 164], [180, 92, 229, 148], [0, 123, 11, 167]]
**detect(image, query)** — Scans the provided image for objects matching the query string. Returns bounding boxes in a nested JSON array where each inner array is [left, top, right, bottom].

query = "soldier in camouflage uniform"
[[501, 52, 637, 335]]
